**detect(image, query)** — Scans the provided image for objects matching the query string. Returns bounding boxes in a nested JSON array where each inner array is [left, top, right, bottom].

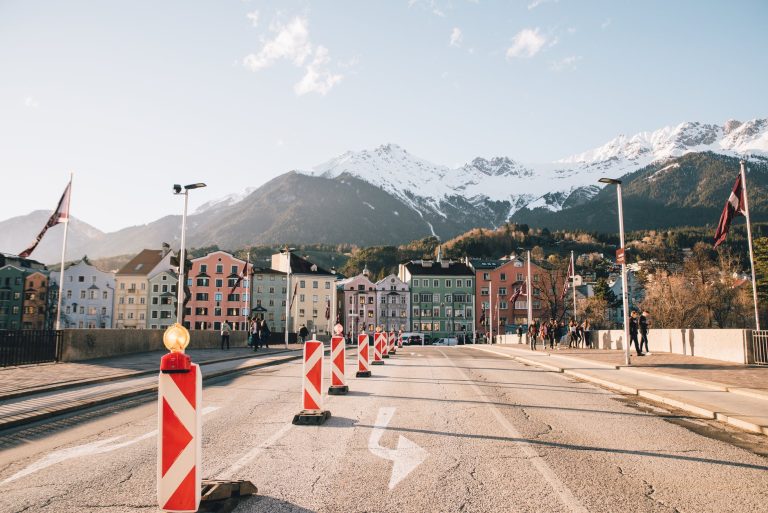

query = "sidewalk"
[[0, 345, 305, 401], [469, 344, 768, 436]]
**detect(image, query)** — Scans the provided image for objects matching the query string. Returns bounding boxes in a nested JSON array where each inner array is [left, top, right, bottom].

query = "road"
[[1, 347, 767, 512]]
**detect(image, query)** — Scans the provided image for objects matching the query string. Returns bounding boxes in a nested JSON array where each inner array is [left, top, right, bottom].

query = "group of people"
[[518, 318, 592, 351], [218, 318, 272, 351]]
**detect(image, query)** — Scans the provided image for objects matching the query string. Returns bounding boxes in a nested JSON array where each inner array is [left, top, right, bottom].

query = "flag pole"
[[740, 160, 761, 330], [489, 281, 493, 344], [571, 250, 577, 322], [55, 172, 73, 331], [526, 250, 533, 327], [245, 251, 250, 334]]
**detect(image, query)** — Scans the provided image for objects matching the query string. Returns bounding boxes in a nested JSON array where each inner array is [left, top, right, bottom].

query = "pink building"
[[184, 251, 249, 332]]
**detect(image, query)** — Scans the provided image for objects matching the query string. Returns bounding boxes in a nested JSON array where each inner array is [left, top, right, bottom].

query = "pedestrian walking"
[[583, 319, 592, 348], [299, 324, 309, 343], [517, 325, 524, 345], [260, 319, 271, 349], [539, 322, 548, 351], [528, 324, 537, 350], [640, 310, 650, 355], [548, 320, 556, 349], [630, 311, 644, 356], [220, 321, 231, 350], [568, 319, 577, 348], [249, 318, 258, 351]]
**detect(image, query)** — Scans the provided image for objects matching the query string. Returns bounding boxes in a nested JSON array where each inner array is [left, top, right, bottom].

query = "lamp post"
[[281, 247, 295, 349], [598, 177, 630, 366], [173, 183, 206, 327]]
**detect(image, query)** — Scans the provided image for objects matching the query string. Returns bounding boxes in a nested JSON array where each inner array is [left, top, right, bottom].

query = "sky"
[[1, 0, 766, 232]]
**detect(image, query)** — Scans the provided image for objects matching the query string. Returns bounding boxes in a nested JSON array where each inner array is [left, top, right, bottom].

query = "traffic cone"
[[356, 332, 371, 377], [293, 339, 331, 425]]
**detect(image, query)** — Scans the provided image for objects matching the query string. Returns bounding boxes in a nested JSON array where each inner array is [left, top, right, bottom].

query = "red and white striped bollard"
[[356, 332, 371, 377], [293, 338, 331, 425]]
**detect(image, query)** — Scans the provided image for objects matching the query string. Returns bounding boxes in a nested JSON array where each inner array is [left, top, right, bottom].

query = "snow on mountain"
[[298, 118, 768, 219], [194, 187, 257, 214]]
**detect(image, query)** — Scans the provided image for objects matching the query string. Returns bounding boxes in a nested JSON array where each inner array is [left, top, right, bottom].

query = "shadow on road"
[[239, 494, 316, 512]]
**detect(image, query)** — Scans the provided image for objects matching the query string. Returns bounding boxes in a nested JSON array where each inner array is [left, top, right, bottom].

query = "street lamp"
[[173, 183, 206, 327], [598, 177, 630, 366], [280, 246, 295, 349]]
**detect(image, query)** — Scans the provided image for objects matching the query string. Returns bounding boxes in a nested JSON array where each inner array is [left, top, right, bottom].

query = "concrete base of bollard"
[[356, 370, 372, 377], [292, 410, 332, 425], [328, 385, 349, 395], [372, 360, 385, 365], [199, 480, 258, 512]]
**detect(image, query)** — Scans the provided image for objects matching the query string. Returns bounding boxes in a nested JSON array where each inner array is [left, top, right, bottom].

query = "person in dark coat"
[[630, 311, 643, 356], [299, 324, 309, 343], [639, 310, 650, 355], [260, 319, 271, 350]]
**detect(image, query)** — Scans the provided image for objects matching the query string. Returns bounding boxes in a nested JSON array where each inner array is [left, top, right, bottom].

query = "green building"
[[398, 257, 475, 339], [0, 254, 48, 330]]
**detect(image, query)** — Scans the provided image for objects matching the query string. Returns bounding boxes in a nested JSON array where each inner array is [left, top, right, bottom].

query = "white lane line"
[[439, 350, 589, 513], [368, 407, 428, 489], [1, 406, 220, 485], [217, 423, 294, 480]]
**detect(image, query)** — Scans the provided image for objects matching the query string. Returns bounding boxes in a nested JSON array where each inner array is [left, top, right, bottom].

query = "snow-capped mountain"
[[303, 118, 768, 221], [194, 187, 257, 214]]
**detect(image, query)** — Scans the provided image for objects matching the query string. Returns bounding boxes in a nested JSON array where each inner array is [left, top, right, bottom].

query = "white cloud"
[[246, 10, 259, 27], [528, 0, 558, 10], [601, 18, 612, 29], [23, 97, 39, 109], [243, 17, 312, 71], [294, 46, 343, 96], [566, 26, 576, 34], [506, 28, 548, 59], [549, 55, 582, 71], [243, 16, 344, 95], [449, 27, 463, 47]]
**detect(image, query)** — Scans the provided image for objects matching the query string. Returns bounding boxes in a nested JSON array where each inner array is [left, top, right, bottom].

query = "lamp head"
[[184, 183, 207, 190], [598, 177, 622, 185], [163, 322, 190, 353], [173, 184, 182, 194]]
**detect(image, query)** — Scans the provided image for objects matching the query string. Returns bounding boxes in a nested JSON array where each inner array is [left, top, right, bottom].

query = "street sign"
[[616, 247, 625, 265]]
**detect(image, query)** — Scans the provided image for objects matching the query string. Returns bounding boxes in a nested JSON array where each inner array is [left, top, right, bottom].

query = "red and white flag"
[[229, 261, 248, 294], [560, 258, 574, 300], [510, 283, 525, 306], [19, 180, 71, 258], [714, 173, 746, 248]]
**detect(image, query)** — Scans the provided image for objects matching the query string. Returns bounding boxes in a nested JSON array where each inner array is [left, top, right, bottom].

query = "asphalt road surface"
[[1, 347, 767, 512]]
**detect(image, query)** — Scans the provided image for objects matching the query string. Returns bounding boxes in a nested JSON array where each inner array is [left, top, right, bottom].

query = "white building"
[[51, 257, 115, 329], [375, 274, 410, 332]]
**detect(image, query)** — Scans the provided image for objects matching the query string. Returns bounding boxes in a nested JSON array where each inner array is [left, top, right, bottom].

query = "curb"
[[467, 345, 768, 436], [0, 351, 304, 432], [0, 348, 298, 402], [492, 344, 768, 403]]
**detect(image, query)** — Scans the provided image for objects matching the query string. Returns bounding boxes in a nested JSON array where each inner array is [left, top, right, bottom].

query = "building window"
[[66, 290, 72, 299], [313, 295, 318, 303], [80, 290, 86, 299], [433, 280, 439, 288], [140, 297, 145, 305], [313, 281, 318, 289], [499, 287, 507, 296], [231, 265, 238, 275], [153, 284, 159, 293], [456, 279, 462, 287], [517, 273, 524, 281], [445, 280, 452, 288], [533, 274, 540, 282], [152, 297, 159, 305], [128, 297, 135, 304], [200, 264, 207, 273], [481, 288, 488, 296], [216, 264, 223, 274], [197, 278, 209, 287], [196, 293, 209, 301], [500, 273, 506, 281], [483, 272, 490, 280], [103, 291, 108, 300], [300, 280, 306, 288], [413, 279, 419, 287], [214, 293, 222, 301], [299, 308, 305, 317]]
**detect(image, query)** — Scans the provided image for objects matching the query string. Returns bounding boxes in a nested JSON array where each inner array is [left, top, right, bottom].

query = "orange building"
[[185, 251, 249, 332], [22, 271, 50, 330]]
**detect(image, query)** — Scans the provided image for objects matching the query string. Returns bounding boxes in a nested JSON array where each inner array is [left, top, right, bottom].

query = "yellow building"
[[271, 252, 336, 337], [113, 248, 174, 329]]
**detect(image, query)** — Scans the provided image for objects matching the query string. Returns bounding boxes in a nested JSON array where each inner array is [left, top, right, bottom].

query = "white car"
[[433, 337, 458, 346]]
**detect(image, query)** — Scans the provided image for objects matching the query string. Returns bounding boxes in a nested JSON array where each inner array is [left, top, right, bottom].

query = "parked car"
[[433, 337, 458, 346], [400, 332, 424, 346]]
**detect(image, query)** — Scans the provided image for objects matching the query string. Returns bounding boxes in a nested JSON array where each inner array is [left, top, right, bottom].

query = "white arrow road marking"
[[1, 406, 220, 485], [368, 407, 428, 489]]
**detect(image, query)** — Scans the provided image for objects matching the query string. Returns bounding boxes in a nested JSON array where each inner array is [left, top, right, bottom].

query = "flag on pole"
[[714, 173, 747, 248], [229, 261, 248, 294], [289, 283, 298, 309], [560, 258, 574, 300], [510, 283, 525, 306], [19, 180, 72, 258]]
